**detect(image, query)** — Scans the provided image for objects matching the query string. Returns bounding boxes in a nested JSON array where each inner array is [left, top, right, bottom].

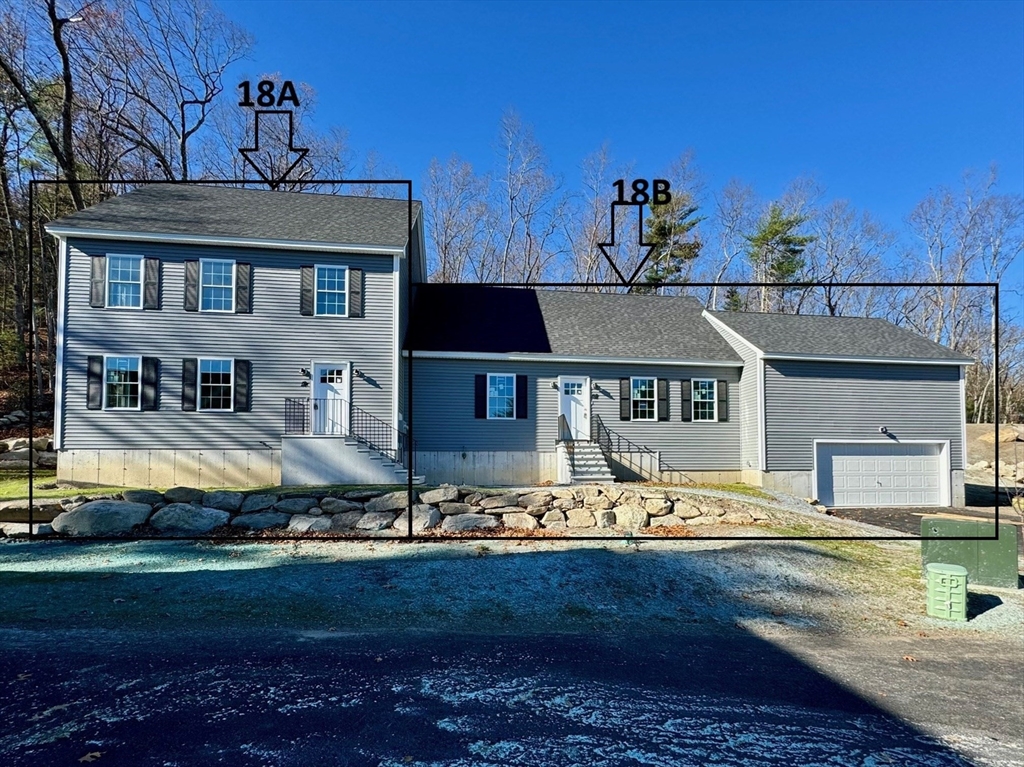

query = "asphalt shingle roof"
[[708, 311, 974, 363], [406, 285, 744, 363], [47, 184, 420, 248]]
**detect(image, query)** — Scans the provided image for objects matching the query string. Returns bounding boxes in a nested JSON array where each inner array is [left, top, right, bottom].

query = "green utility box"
[[925, 563, 968, 621], [921, 517, 1020, 589]]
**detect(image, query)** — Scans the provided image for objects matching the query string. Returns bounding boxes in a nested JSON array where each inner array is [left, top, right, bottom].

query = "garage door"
[[816, 442, 946, 507]]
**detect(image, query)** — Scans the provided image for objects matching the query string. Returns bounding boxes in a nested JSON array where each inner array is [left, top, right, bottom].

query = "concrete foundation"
[[281, 436, 410, 486], [56, 449, 280, 489], [414, 451, 560, 486]]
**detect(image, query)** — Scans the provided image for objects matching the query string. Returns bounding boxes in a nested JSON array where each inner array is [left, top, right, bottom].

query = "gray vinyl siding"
[[763, 360, 965, 471], [708, 320, 761, 470], [60, 237, 396, 450], [411, 358, 741, 470]]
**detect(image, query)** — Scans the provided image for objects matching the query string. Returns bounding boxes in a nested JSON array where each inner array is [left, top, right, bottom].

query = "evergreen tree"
[[634, 198, 704, 293], [723, 286, 744, 312], [745, 204, 814, 311]]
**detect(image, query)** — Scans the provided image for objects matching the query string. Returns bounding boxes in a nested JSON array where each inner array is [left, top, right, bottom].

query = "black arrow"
[[598, 202, 656, 288], [238, 109, 309, 190]]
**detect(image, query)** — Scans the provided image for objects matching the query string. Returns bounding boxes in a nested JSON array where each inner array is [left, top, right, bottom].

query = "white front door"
[[559, 376, 589, 440], [312, 362, 349, 435]]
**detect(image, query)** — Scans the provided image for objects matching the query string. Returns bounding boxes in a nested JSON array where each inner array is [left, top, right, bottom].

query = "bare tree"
[[707, 179, 757, 309], [423, 154, 491, 282]]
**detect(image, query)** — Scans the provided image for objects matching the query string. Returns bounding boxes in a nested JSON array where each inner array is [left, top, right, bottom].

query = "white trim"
[[54, 237, 67, 449], [44, 226, 407, 256], [811, 439, 951, 507], [102, 355, 143, 411], [312, 264, 350, 317], [402, 350, 743, 367], [105, 253, 145, 310], [557, 375, 590, 440], [959, 366, 967, 471], [311, 360, 352, 435], [757, 354, 767, 471], [197, 357, 235, 411], [392, 254, 401, 431], [198, 258, 236, 313], [485, 372, 517, 420], [690, 378, 718, 422], [629, 376, 658, 421]]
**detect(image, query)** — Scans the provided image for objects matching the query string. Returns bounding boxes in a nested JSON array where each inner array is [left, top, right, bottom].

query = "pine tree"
[[745, 204, 814, 311], [634, 199, 704, 294]]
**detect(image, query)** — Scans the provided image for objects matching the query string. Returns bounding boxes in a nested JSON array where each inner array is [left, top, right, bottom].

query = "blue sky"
[[219, 0, 1024, 233]]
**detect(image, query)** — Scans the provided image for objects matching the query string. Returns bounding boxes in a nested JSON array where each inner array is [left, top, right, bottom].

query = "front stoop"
[[565, 441, 616, 484]]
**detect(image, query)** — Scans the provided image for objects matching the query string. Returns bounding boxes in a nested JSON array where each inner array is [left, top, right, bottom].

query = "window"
[[315, 266, 348, 316], [107, 256, 142, 308], [487, 374, 515, 419], [631, 377, 657, 421], [104, 356, 140, 409], [563, 381, 583, 396], [199, 359, 233, 411], [692, 379, 717, 421], [200, 259, 235, 312]]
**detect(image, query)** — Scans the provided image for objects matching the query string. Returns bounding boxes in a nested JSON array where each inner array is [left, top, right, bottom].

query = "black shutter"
[[181, 358, 197, 411], [300, 266, 314, 315], [234, 360, 251, 412], [143, 258, 161, 309], [87, 355, 104, 409], [90, 256, 106, 308], [681, 379, 692, 422], [515, 374, 528, 419], [619, 378, 630, 421], [235, 263, 252, 313], [183, 260, 199, 311], [717, 380, 729, 422], [348, 267, 363, 318], [474, 374, 486, 419], [141, 357, 159, 410], [657, 379, 669, 421]]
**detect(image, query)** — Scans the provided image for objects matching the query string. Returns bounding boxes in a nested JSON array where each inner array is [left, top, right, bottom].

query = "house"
[[46, 184, 973, 508]]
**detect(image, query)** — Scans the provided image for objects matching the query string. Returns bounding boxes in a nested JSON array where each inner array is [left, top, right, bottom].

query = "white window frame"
[[197, 357, 235, 412], [313, 264, 350, 317], [102, 355, 142, 410], [106, 254, 144, 310], [486, 373, 516, 420], [691, 378, 718, 422], [630, 376, 657, 421], [199, 258, 236, 313]]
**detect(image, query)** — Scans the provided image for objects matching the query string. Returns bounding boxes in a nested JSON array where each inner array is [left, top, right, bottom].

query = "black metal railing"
[[591, 414, 680, 481], [557, 413, 576, 474], [284, 398, 414, 466]]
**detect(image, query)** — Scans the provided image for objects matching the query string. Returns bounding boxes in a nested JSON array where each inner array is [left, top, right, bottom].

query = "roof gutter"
[[401, 350, 744, 367]]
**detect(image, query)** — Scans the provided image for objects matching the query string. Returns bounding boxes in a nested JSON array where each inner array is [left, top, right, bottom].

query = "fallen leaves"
[[902, 655, 919, 663]]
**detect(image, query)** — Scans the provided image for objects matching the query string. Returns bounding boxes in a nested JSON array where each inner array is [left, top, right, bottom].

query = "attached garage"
[[814, 441, 949, 508]]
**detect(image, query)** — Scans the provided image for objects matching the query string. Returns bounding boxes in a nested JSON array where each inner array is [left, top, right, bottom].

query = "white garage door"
[[816, 442, 946, 507]]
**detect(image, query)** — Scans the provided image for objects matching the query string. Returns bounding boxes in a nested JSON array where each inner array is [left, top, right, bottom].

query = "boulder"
[[31, 437, 51, 451], [274, 497, 318, 514], [685, 516, 719, 526], [441, 513, 499, 532], [288, 514, 332, 533], [463, 492, 484, 506], [0, 448, 33, 461], [602, 486, 624, 502], [540, 510, 566, 529], [613, 505, 649, 530], [594, 510, 616, 528], [356, 511, 397, 531], [150, 504, 229, 535], [552, 498, 578, 510], [644, 498, 672, 517], [330, 511, 366, 530], [978, 425, 1021, 444], [419, 486, 460, 505], [584, 495, 614, 510], [0, 441, 6, 454], [439, 502, 473, 516], [524, 505, 551, 516], [0, 460, 31, 470], [342, 489, 384, 501], [748, 506, 771, 521], [7, 438, 28, 451], [672, 500, 702, 519], [122, 489, 164, 506], [649, 514, 686, 527], [550, 489, 575, 499], [240, 494, 279, 513], [576, 486, 602, 497], [566, 509, 596, 528], [364, 491, 413, 513], [231, 512, 290, 530], [319, 497, 363, 514], [722, 511, 754, 525], [502, 512, 539, 530], [164, 486, 204, 504], [518, 491, 553, 508], [392, 504, 442, 532], [638, 489, 667, 499], [36, 453, 58, 469], [480, 505, 520, 516], [202, 490, 244, 513], [51, 500, 152, 536], [479, 493, 520, 510]]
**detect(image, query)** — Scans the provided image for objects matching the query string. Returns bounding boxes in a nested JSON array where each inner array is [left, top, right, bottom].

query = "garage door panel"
[[819, 442, 945, 507]]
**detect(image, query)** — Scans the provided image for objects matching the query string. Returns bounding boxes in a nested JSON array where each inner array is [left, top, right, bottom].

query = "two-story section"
[[45, 184, 425, 488]]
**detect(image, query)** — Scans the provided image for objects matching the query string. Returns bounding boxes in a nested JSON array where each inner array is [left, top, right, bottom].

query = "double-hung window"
[[107, 256, 143, 308], [104, 356, 141, 409], [691, 379, 717, 421], [487, 374, 515, 420], [200, 259, 235, 312], [630, 377, 657, 421], [315, 266, 348, 316], [199, 359, 233, 411]]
